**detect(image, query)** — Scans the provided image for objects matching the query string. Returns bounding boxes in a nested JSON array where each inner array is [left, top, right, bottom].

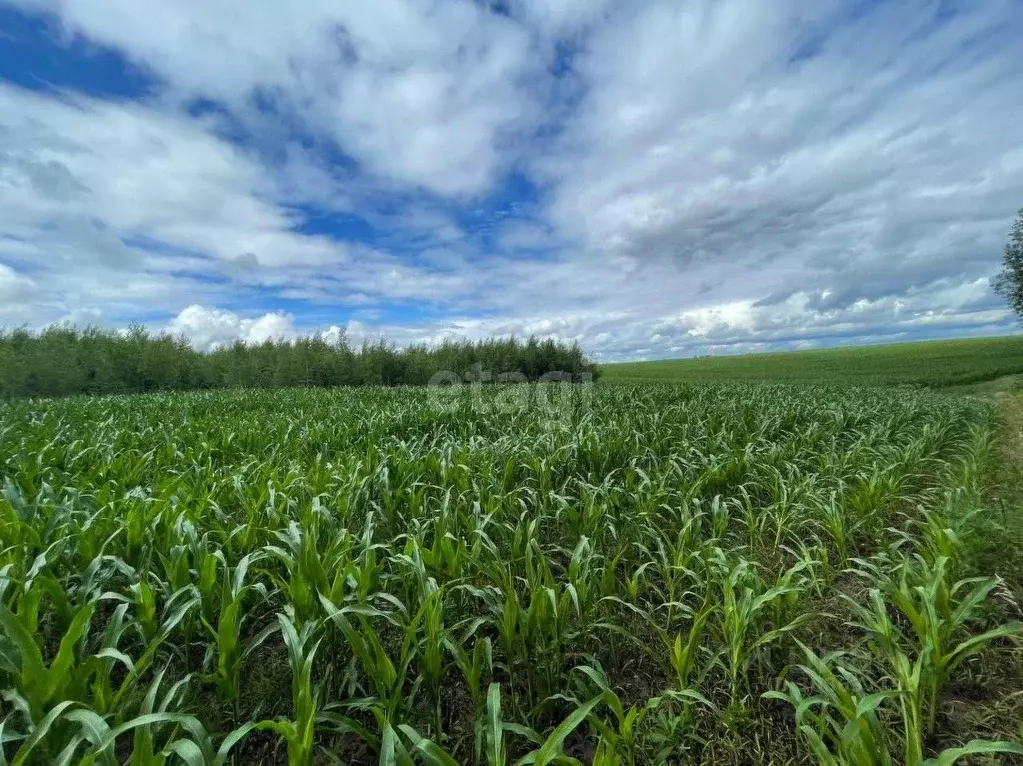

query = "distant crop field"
[[2, 384, 1021, 764], [601, 335, 1023, 387]]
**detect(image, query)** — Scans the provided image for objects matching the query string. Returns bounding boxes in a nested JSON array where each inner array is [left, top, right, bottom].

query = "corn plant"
[[572, 663, 664, 766], [249, 615, 322, 766], [848, 555, 1023, 736], [200, 551, 276, 725], [1, 382, 1020, 765], [318, 592, 414, 732], [716, 556, 814, 709], [768, 640, 1023, 766], [447, 633, 493, 763], [764, 642, 897, 765]]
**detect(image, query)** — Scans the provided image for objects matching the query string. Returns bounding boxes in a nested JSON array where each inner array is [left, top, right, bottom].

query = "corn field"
[[1, 384, 1022, 764]]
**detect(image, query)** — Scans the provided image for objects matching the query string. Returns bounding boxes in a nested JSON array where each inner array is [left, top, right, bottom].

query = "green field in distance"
[[600, 335, 1023, 387]]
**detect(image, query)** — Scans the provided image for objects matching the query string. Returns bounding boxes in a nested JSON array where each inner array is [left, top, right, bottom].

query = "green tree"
[[994, 208, 1023, 321], [0, 323, 597, 399]]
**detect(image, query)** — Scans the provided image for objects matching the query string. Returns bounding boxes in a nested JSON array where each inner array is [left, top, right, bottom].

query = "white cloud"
[[308, 274, 1011, 362], [0, 84, 348, 269], [164, 306, 387, 352], [0, 263, 36, 299], [495, 220, 555, 251], [320, 324, 348, 347], [0, 83, 479, 324], [0, 263, 40, 323], [165, 305, 296, 350], [543, 0, 1023, 308], [510, 0, 612, 37], [1, 0, 1022, 359], [13, 0, 543, 196]]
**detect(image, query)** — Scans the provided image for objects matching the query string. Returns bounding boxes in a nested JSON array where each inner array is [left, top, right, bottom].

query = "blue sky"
[[0, 0, 1021, 360]]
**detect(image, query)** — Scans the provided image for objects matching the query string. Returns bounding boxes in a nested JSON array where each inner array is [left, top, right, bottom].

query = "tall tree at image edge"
[[994, 208, 1023, 321]]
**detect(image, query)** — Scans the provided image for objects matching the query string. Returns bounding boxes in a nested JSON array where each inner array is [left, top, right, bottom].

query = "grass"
[[2, 383, 1023, 764], [601, 336, 1023, 388], [941, 380, 1023, 754], [970, 378, 1023, 595]]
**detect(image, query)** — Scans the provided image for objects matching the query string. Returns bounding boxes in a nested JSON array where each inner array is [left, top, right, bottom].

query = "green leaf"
[[397, 725, 459, 766], [164, 739, 206, 766], [923, 740, 1023, 766], [0, 606, 47, 706], [215, 723, 257, 765], [11, 700, 78, 766], [517, 695, 602, 766], [486, 683, 505, 765]]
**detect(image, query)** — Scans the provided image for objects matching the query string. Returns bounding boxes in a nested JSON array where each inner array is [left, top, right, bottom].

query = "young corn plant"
[[201, 551, 277, 725], [250, 614, 322, 766], [572, 663, 663, 766], [846, 556, 1023, 738], [642, 589, 718, 739], [87, 586, 199, 718], [400, 568, 449, 742], [48, 704, 253, 766], [318, 592, 414, 734], [482, 680, 603, 766], [447, 633, 494, 764], [716, 557, 814, 710], [265, 510, 353, 627], [50, 666, 245, 766], [0, 597, 96, 744], [769, 640, 1023, 766], [764, 642, 895, 765]]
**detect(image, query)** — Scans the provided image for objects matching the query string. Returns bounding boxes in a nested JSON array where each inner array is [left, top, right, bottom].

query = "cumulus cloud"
[[314, 278, 1011, 363], [11, 0, 545, 196], [165, 305, 296, 350], [165, 305, 381, 352], [0, 83, 353, 324], [0, 84, 352, 266], [0, 82, 495, 324]]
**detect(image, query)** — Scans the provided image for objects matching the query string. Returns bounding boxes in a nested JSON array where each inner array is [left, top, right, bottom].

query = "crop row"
[[1, 384, 1020, 764]]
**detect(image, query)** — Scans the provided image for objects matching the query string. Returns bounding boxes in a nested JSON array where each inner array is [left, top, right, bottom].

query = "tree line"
[[0, 325, 599, 398]]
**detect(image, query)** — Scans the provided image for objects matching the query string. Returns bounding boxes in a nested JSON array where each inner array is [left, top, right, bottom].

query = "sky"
[[0, 0, 1021, 361]]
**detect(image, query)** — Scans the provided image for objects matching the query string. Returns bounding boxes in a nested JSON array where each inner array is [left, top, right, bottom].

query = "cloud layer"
[[1, 0, 1021, 359]]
